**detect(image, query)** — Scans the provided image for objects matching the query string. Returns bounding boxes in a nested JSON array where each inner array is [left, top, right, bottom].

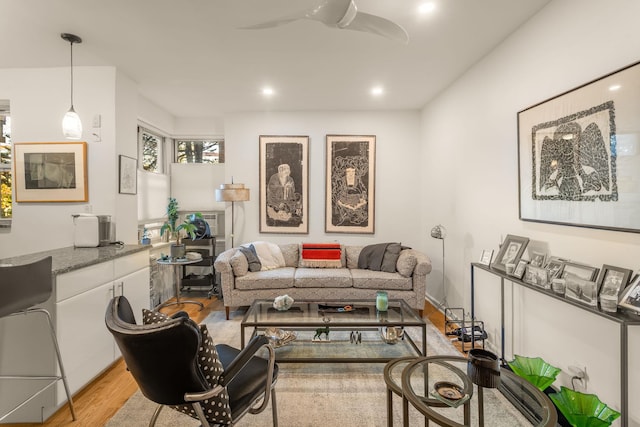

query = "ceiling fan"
[[240, 0, 409, 44]]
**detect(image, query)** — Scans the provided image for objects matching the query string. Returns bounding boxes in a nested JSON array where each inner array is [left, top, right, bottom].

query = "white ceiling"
[[0, 0, 551, 118]]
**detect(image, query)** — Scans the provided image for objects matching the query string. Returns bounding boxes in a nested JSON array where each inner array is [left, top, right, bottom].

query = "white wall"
[[0, 66, 138, 258], [420, 0, 640, 424], [222, 111, 421, 249]]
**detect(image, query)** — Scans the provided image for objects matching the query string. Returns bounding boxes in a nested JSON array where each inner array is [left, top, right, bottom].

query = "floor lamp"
[[430, 224, 447, 310], [215, 181, 250, 248]]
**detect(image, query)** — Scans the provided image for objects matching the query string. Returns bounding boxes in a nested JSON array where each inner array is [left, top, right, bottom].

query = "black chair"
[[105, 296, 278, 426], [0, 256, 76, 422]]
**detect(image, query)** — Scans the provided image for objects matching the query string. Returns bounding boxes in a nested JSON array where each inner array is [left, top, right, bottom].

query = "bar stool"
[[0, 256, 77, 422]]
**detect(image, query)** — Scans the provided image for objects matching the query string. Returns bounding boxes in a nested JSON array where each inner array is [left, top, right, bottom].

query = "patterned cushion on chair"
[[141, 309, 232, 425]]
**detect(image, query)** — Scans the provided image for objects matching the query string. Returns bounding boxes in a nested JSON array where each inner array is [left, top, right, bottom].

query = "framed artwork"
[[491, 234, 529, 273], [512, 260, 528, 279], [618, 276, 640, 315], [325, 135, 376, 234], [529, 251, 546, 268], [259, 135, 309, 234], [523, 265, 550, 289], [596, 265, 633, 298], [561, 262, 600, 306], [13, 141, 88, 203], [561, 262, 599, 282], [544, 257, 566, 280], [118, 155, 137, 195], [479, 249, 493, 266], [518, 60, 640, 233]]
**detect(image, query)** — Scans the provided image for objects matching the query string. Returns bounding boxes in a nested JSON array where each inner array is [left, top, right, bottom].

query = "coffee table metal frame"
[[240, 299, 427, 363]]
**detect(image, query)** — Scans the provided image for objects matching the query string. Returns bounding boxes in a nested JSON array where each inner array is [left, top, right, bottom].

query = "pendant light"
[[61, 33, 82, 139]]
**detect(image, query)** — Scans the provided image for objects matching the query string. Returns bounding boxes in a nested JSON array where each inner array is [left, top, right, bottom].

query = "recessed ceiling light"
[[418, 2, 436, 14], [262, 87, 274, 96], [609, 84, 621, 91], [371, 86, 384, 96]]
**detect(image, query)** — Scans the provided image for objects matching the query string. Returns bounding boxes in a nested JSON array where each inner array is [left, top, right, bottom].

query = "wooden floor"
[[7, 297, 474, 427]]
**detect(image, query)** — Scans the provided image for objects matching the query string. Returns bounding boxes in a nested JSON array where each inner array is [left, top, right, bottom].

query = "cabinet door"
[[113, 267, 150, 358], [56, 281, 115, 402]]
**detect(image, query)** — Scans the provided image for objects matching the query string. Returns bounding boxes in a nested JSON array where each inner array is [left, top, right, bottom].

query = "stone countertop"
[[0, 245, 150, 275]]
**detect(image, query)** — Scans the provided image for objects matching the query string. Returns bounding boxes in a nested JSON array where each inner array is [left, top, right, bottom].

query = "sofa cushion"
[[345, 246, 364, 269], [229, 251, 249, 277], [235, 267, 296, 290], [294, 268, 353, 288], [396, 250, 417, 277], [279, 243, 299, 267], [238, 245, 261, 272], [381, 243, 402, 273], [351, 269, 413, 290], [251, 241, 286, 270]]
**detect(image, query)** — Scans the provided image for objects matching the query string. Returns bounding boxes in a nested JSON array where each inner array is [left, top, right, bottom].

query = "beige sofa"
[[213, 243, 432, 319]]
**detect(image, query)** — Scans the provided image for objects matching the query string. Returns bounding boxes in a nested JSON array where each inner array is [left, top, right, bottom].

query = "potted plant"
[[160, 198, 203, 258]]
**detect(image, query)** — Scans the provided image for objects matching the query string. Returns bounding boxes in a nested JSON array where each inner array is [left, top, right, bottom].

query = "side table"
[[156, 257, 204, 311]]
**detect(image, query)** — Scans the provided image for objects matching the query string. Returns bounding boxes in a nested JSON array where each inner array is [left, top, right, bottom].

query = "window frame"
[[137, 126, 167, 174]]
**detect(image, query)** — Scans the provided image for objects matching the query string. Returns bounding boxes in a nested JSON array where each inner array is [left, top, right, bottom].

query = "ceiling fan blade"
[[239, 13, 303, 30], [347, 11, 409, 44]]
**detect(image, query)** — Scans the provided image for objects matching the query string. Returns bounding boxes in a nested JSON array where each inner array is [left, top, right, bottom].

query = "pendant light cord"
[[69, 40, 74, 109]]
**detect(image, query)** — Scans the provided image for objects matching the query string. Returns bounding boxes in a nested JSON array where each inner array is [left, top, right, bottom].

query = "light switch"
[[92, 114, 101, 128]]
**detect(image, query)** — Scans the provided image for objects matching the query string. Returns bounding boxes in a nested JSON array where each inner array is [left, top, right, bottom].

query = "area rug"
[[106, 309, 530, 426]]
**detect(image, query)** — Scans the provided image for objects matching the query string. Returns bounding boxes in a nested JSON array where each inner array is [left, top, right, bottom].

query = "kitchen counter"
[[0, 244, 149, 275]]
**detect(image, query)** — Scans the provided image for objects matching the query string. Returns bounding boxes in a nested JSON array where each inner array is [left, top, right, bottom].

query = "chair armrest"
[[170, 311, 190, 320], [221, 335, 273, 386]]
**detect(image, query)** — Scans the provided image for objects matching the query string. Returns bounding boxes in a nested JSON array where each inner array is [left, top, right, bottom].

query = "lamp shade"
[[215, 183, 250, 202], [431, 224, 446, 239], [62, 107, 82, 139]]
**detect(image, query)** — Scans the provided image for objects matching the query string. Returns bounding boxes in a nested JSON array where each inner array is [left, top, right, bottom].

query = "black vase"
[[467, 348, 501, 388]]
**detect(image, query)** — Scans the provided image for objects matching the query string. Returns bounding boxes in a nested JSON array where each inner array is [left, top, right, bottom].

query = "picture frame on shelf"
[[325, 134, 376, 234], [479, 249, 493, 266], [491, 234, 529, 273], [13, 141, 88, 203], [118, 155, 137, 195], [618, 276, 640, 315], [512, 260, 528, 279], [530, 251, 546, 267], [596, 265, 633, 298], [523, 265, 550, 289], [518, 60, 640, 233], [259, 135, 309, 234], [561, 262, 599, 282], [544, 257, 566, 280]]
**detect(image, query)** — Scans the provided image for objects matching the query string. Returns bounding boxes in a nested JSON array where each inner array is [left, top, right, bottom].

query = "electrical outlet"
[[568, 365, 587, 379], [84, 204, 92, 213]]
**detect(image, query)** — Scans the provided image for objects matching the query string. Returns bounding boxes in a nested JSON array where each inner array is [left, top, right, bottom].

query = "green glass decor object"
[[507, 354, 561, 391], [549, 386, 621, 427]]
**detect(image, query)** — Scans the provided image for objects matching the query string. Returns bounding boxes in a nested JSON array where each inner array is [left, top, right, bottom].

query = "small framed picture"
[[512, 260, 528, 279], [618, 276, 640, 315], [530, 251, 546, 268], [523, 265, 550, 289], [491, 234, 530, 273], [561, 262, 599, 282], [544, 257, 566, 280], [596, 265, 633, 298], [479, 249, 493, 266]]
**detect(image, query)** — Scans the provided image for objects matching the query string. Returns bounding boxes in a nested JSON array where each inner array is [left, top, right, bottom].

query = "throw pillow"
[[298, 243, 343, 268], [252, 241, 286, 270], [238, 245, 261, 272], [279, 243, 299, 267], [396, 250, 417, 277], [345, 246, 363, 269], [141, 309, 232, 425], [381, 243, 402, 273], [229, 251, 249, 277]]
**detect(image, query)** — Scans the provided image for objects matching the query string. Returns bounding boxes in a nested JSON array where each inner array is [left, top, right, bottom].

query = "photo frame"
[[596, 264, 633, 298], [529, 251, 546, 268], [479, 249, 493, 266], [325, 135, 375, 234], [118, 155, 137, 195], [561, 262, 599, 306], [259, 135, 309, 234], [523, 265, 550, 289], [544, 257, 566, 280], [13, 142, 88, 203], [491, 234, 529, 273], [518, 60, 640, 233], [561, 261, 599, 282], [512, 259, 528, 279], [618, 276, 640, 315]]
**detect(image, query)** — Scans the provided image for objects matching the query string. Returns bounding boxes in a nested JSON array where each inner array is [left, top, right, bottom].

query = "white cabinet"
[[55, 250, 149, 404]]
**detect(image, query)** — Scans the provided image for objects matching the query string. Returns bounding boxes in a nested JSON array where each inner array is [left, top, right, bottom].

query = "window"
[[175, 139, 224, 164], [138, 127, 165, 173], [0, 103, 11, 222]]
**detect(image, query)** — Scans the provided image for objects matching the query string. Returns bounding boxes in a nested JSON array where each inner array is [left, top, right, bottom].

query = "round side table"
[[156, 257, 204, 311]]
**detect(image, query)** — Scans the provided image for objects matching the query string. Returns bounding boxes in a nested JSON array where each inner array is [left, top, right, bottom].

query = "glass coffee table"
[[240, 299, 427, 363]]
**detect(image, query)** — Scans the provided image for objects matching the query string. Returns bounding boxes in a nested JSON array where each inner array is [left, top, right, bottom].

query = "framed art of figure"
[[259, 135, 309, 234], [118, 155, 137, 195], [512, 259, 528, 279], [491, 234, 529, 273], [13, 141, 88, 202], [518, 60, 640, 233], [325, 135, 375, 234], [479, 249, 493, 266], [618, 276, 640, 315], [596, 264, 633, 298]]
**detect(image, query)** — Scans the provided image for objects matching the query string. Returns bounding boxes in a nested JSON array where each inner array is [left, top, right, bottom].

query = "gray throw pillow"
[[381, 243, 402, 273], [239, 245, 262, 272], [396, 250, 417, 277], [229, 251, 249, 277]]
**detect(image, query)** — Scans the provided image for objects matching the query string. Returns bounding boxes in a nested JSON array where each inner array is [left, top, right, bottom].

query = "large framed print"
[[518, 61, 640, 233], [325, 135, 376, 233], [13, 142, 88, 203], [259, 135, 309, 234]]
